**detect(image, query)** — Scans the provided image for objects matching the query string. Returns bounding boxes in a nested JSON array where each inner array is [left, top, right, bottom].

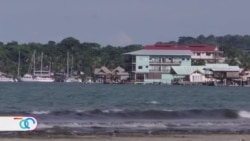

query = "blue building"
[[124, 49, 193, 84]]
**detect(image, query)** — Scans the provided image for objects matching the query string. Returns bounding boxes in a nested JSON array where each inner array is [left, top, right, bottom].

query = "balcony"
[[149, 61, 181, 65], [149, 69, 171, 73]]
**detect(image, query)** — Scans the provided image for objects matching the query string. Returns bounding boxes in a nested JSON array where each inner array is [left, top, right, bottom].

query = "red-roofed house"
[[144, 43, 225, 63]]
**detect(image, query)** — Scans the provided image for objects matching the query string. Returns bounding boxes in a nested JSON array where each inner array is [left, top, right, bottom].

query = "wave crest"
[[238, 110, 250, 119], [28, 109, 240, 120]]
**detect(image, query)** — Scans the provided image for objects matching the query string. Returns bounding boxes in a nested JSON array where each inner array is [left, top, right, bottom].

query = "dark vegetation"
[[1, 35, 250, 77]]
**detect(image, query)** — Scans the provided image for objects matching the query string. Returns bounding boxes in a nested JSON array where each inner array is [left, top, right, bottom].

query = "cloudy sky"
[[0, 0, 249, 46]]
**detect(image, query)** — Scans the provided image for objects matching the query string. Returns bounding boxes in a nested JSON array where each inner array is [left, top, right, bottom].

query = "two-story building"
[[124, 49, 193, 84], [144, 43, 225, 63]]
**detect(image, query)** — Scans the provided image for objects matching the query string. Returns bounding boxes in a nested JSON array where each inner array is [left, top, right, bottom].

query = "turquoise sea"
[[0, 83, 250, 134]]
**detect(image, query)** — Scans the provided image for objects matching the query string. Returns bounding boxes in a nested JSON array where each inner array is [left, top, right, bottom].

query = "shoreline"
[[1, 130, 250, 138], [1, 134, 250, 141]]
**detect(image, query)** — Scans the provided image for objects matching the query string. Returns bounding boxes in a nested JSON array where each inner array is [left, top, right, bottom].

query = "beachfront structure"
[[124, 49, 193, 84], [171, 66, 212, 84], [189, 71, 207, 83], [112, 66, 129, 82], [94, 66, 129, 83], [94, 66, 112, 83], [204, 64, 242, 85], [171, 64, 242, 85], [204, 64, 242, 78], [144, 43, 225, 63], [241, 70, 250, 85]]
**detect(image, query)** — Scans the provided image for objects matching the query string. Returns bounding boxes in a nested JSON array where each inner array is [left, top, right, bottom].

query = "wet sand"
[[0, 134, 249, 141]]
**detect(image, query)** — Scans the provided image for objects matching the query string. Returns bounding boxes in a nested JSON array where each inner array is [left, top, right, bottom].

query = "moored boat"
[[20, 51, 54, 82]]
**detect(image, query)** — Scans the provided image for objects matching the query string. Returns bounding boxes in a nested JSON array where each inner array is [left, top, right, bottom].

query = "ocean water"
[[0, 83, 250, 134]]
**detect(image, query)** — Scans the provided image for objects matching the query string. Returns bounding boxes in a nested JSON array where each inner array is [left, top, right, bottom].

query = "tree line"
[[0, 35, 250, 77], [0, 37, 142, 77]]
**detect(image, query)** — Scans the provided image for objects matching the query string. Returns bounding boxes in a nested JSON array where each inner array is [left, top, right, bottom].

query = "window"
[[162, 66, 170, 72], [149, 66, 160, 71], [197, 53, 201, 56], [206, 53, 211, 56], [162, 57, 166, 63], [145, 66, 148, 68], [138, 66, 143, 69], [182, 58, 185, 61], [187, 58, 190, 60]]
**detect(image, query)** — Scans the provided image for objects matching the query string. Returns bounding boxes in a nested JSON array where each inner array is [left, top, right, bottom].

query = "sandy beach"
[[1, 134, 250, 141]]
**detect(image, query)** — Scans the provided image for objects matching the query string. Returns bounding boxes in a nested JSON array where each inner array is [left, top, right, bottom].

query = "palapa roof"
[[112, 66, 125, 73], [94, 66, 112, 75]]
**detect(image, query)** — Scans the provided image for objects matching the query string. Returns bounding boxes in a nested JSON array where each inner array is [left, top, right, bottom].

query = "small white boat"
[[19, 51, 54, 82], [19, 74, 34, 82], [0, 72, 15, 82], [64, 52, 82, 83], [35, 76, 55, 82], [0, 76, 14, 82], [65, 76, 82, 83], [20, 74, 54, 82]]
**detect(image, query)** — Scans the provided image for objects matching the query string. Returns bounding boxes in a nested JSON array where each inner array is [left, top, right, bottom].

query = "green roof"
[[204, 64, 241, 72], [172, 64, 242, 75], [205, 64, 229, 68], [172, 66, 207, 75]]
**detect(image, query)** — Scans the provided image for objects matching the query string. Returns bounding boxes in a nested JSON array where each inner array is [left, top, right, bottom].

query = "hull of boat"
[[65, 78, 82, 83], [0, 78, 14, 82], [20, 78, 54, 82]]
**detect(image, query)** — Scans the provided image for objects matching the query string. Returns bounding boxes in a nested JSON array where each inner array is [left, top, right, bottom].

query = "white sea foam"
[[102, 109, 110, 113], [37, 123, 54, 129], [146, 101, 160, 104], [37, 121, 167, 129], [75, 110, 84, 113], [37, 123, 82, 129], [102, 108, 124, 113], [31, 110, 51, 115], [110, 108, 124, 112], [162, 109, 174, 112], [238, 110, 250, 118]]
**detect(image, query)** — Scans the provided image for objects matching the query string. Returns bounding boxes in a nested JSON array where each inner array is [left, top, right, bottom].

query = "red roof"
[[144, 43, 220, 52]]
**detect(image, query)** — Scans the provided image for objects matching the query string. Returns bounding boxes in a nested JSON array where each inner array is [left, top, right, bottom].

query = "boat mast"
[[17, 49, 20, 77], [67, 51, 69, 78], [33, 50, 36, 76], [71, 55, 73, 77], [41, 52, 43, 76], [49, 62, 51, 76]]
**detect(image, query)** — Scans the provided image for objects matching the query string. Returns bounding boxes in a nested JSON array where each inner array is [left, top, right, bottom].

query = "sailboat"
[[64, 52, 82, 83], [20, 51, 54, 82], [0, 72, 15, 82]]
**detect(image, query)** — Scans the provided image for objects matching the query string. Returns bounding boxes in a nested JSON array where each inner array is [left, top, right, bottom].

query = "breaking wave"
[[26, 109, 242, 120], [2, 109, 249, 120]]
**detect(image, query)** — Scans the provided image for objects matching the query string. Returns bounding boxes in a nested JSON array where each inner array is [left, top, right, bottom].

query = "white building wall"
[[189, 72, 206, 82], [192, 52, 215, 59]]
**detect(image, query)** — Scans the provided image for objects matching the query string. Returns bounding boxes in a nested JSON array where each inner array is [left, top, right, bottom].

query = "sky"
[[0, 0, 250, 46]]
